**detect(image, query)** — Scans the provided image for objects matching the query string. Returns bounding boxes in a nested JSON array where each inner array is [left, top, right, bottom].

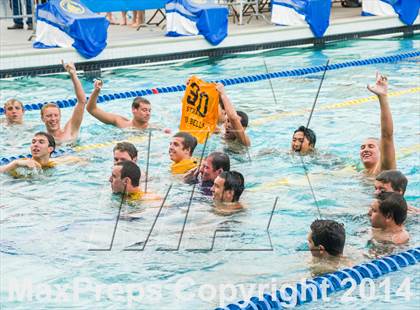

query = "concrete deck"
[[0, 3, 418, 77]]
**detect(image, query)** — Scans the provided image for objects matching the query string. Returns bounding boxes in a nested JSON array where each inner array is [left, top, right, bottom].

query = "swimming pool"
[[1, 35, 419, 309]]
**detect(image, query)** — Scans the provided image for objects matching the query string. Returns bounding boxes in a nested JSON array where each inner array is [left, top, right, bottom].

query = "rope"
[[216, 247, 420, 309], [1, 50, 418, 115], [252, 86, 420, 126]]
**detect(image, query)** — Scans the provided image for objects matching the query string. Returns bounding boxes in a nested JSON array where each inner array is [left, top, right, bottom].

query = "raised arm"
[[216, 83, 251, 147], [86, 80, 128, 127], [367, 72, 396, 172], [62, 61, 86, 136]]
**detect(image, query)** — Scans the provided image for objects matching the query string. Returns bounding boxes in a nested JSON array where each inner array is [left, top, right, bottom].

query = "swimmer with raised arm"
[[360, 73, 396, 176], [86, 80, 151, 130], [41, 62, 87, 145], [216, 83, 251, 147]]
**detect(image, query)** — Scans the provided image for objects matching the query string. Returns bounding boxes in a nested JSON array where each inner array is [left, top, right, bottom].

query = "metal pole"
[[27, 0, 36, 41]]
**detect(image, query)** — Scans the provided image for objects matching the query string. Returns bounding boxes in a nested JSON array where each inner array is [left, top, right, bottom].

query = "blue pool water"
[[1, 36, 419, 309]]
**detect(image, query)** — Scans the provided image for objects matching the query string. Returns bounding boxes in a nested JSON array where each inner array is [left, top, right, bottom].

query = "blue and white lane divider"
[[1, 50, 419, 115], [215, 247, 420, 310]]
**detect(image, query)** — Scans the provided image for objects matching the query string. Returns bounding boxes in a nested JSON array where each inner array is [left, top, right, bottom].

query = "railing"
[[0, 0, 34, 23], [0, 0, 44, 40]]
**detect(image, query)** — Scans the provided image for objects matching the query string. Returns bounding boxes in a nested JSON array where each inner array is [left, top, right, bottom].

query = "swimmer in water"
[[113, 142, 138, 164], [169, 132, 198, 175], [40, 62, 87, 145], [307, 219, 348, 274], [374, 170, 419, 214], [0, 132, 56, 174], [109, 160, 160, 201], [291, 126, 316, 154], [87, 79, 151, 130], [184, 152, 230, 195], [368, 192, 409, 245], [211, 171, 245, 214], [3, 99, 24, 125], [216, 83, 251, 147], [360, 72, 396, 176]]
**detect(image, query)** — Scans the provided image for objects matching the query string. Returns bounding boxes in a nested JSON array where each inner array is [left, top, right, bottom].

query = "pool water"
[[1, 36, 419, 309]]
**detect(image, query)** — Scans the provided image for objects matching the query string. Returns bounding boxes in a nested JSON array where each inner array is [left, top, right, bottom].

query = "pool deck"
[[0, 3, 419, 77]]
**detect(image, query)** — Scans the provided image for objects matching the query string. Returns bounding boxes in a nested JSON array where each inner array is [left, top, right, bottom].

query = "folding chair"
[[137, 8, 166, 30], [229, 0, 269, 25]]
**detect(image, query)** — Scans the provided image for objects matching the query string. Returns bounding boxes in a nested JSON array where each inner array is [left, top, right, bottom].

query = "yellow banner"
[[179, 76, 219, 144]]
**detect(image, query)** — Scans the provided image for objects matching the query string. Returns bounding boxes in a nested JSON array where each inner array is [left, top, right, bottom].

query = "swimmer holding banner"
[[180, 77, 251, 148]]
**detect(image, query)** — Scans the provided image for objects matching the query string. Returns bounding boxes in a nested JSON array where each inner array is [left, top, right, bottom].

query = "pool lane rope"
[[215, 247, 420, 310], [1, 50, 419, 115], [1, 89, 419, 166], [252, 86, 420, 125]]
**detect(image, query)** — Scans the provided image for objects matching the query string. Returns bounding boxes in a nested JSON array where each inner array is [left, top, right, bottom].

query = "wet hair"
[[376, 192, 407, 225], [294, 126, 317, 147], [376, 170, 408, 195], [173, 132, 197, 156], [40, 102, 60, 117], [113, 142, 138, 160], [208, 152, 230, 172], [237, 111, 248, 128], [219, 170, 245, 202], [4, 98, 24, 111], [132, 97, 151, 109], [310, 219, 345, 257], [116, 161, 141, 187], [34, 131, 56, 155]]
